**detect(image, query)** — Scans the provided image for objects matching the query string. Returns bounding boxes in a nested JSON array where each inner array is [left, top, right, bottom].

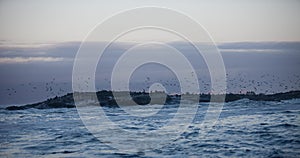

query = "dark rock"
[[5, 106, 26, 110], [5, 90, 300, 110]]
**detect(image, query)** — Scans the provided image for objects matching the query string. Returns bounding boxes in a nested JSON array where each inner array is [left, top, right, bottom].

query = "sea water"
[[0, 99, 299, 157]]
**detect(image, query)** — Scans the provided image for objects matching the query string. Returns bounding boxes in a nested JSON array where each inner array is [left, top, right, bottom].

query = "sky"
[[0, 1, 300, 106], [0, 0, 300, 43], [0, 41, 299, 106]]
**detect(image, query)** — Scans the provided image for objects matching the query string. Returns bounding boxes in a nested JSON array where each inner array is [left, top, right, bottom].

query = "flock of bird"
[[3, 72, 300, 98], [5, 78, 68, 98], [98, 72, 300, 94]]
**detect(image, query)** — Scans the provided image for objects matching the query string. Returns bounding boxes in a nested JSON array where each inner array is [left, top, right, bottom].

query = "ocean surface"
[[1, 99, 300, 157]]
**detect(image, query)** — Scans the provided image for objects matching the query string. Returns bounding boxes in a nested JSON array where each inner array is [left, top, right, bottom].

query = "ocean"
[[0, 99, 299, 157]]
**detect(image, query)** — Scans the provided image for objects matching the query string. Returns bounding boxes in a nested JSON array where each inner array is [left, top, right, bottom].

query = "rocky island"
[[5, 90, 300, 110]]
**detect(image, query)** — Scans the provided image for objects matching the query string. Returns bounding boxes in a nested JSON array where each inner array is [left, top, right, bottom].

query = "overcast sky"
[[0, 0, 300, 43], [0, 41, 299, 106], [0, 1, 300, 106]]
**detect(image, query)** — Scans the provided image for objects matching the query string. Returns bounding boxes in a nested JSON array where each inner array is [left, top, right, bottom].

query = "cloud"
[[0, 41, 81, 58], [217, 41, 300, 51], [0, 57, 64, 64], [219, 49, 282, 53], [0, 41, 299, 66]]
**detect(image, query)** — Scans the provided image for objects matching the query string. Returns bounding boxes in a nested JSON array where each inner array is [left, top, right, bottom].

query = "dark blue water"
[[1, 99, 300, 157]]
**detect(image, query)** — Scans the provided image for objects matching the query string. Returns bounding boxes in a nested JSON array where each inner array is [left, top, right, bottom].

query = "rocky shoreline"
[[5, 90, 300, 110]]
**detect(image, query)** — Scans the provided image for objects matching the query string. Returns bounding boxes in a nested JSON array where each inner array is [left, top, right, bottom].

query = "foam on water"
[[0, 99, 300, 157]]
